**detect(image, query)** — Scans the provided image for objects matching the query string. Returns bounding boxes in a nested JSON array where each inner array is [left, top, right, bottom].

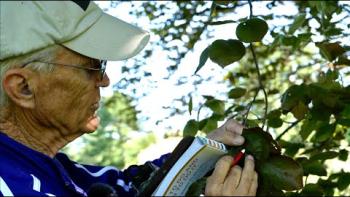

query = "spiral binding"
[[197, 137, 227, 151]]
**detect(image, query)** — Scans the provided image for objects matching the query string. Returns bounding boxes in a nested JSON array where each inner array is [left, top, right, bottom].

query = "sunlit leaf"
[[259, 155, 304, 191], [205, 99, 225, 115], [228, 87, 246, 99], [183, 119, 199, 137], [288, 13, 306, 34], [188, 96, 193, 115], [194, 47, 209, 74], [201, 118, 218, 134]]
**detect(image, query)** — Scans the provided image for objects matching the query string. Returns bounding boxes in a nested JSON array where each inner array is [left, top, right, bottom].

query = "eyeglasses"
[[22, 60, 107, 81]]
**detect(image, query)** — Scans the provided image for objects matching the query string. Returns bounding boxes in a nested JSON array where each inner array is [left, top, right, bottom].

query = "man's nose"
[[96, 73, 110, 87]]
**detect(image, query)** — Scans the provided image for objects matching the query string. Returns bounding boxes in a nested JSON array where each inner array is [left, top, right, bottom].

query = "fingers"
[[236, 155, 255, 195], [207, 156, 233, 184], [248, 172, 258, 196], [206, 156, 232, 196], [210, 130, 245, 146], [207, 155, 258, 196], [222, 165, 242, 195], [225, 119, 244, 135], [223, 119, 244, 145], [207, 119, 245, 146]]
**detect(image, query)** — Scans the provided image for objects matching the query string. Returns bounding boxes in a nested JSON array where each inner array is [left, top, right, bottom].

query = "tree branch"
[[249, 44, 269, 129], [276, 120, 301, 141]]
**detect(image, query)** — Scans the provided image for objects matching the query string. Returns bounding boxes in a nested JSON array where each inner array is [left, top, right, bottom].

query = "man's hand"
[[206, 119, 245, 146], [205, 155, 258, 196]]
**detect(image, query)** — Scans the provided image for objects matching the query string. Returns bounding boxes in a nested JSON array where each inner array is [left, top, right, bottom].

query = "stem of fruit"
[[243, 0, 269, 130]]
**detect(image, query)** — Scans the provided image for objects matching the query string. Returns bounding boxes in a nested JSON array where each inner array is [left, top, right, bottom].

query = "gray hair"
[[0, 45, 63, 107]]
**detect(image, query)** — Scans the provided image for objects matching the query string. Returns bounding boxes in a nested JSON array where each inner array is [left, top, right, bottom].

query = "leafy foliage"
[[80, 1, 349, 195], [123, 1, 350, 195]]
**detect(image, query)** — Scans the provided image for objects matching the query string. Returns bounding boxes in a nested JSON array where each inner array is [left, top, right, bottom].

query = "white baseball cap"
[[0, 1, 150, 61]]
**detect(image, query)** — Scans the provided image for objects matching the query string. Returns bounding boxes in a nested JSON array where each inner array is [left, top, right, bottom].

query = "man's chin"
[[83, 114, 100, 133]]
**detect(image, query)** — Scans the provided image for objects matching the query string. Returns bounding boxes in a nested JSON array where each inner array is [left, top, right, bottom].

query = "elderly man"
[[0, 1, 257, 196]]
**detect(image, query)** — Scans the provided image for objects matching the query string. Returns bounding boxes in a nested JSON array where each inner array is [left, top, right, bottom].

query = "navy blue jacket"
[[0, 132, 169, 196]]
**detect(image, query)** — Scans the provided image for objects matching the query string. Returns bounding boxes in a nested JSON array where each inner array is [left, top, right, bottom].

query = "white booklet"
[[150, 136, 227, 196]]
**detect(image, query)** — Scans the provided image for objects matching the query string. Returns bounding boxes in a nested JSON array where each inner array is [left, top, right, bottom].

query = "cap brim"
[[62, 13, 150, 61]]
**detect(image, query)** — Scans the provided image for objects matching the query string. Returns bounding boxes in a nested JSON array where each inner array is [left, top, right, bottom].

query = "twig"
[[250, 44, 269, 129], [244, 0, 268, 129], [276, 120, 301, 141], [248, 0, 253, 18], [242, 89, 260, 127]]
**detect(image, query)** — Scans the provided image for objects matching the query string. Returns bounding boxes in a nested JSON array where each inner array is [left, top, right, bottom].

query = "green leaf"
[[300, 119, 317, 140], [291, 101, 308, 120], [194, 47, 209, 74], [236, 18, 268, 43], [316, 42, 346, 61], [245, 119, 260, 128], [288, 13, 306, 34], [324, 27, 343, 37], [301, 160, 327, 176], [317, 179, 337, 196], [340, 105, 350, 119], [335, 55, 350, 66], [198, 118, 208, 130], [300, 184, 324, 196], [281, 36, 298, 47], [242, 127, 271, 162], [228, 87, 246, 99], [208, 39, 246, 67], [281, 84, 310, 113], [337, 172, 350, 190], [313, 123, 335, 142], [267, 109, 282, 119], [201, 118, 218, 134], [183, 119, 199, 137], [204, 99, 225, 115], [279, 140, 304, 157], [339, 149, 348, 161], [259, 155, 304, 191], [337, 119, 350, 127], [310, 151, 338, 161], [188, 96, 193, 115], [268, 118, 283, 128]]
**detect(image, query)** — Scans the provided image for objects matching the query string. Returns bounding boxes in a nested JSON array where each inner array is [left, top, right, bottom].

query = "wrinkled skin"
[[206, 119, 258, 196]]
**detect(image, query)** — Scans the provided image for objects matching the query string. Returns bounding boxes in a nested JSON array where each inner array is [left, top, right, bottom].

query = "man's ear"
[[2, 69, 37, 109]]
